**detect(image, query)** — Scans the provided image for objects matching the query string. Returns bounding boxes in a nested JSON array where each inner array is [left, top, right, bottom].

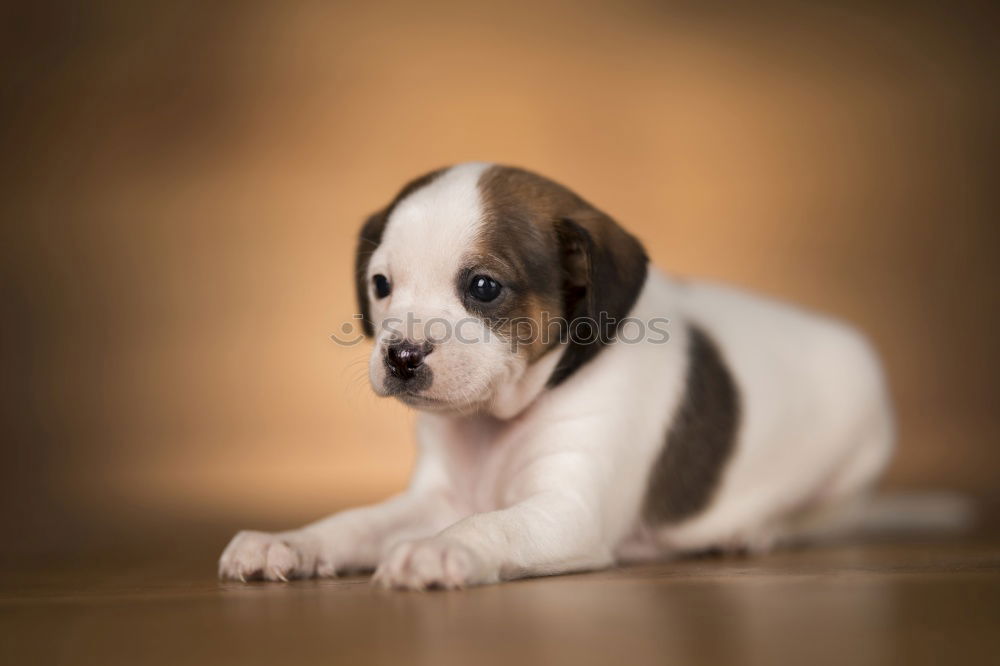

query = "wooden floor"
[[2, 537, 999, 666]]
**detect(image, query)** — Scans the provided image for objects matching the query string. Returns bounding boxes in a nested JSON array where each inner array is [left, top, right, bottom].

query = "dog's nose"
[[385, 340, 432, 380]]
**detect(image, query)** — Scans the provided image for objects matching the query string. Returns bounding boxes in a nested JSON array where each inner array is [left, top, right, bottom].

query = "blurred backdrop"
[[1, 0, 997, 563]]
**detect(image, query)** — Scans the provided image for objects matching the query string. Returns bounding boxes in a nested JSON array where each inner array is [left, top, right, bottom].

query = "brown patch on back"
[[643, 325, 741, 524]]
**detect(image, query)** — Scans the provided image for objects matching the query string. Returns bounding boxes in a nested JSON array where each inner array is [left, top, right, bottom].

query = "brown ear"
[[549, 210, 648, 385], [355, 208, 389, 338]]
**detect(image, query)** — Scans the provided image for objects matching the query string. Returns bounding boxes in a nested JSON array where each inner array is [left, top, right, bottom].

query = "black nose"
[[385, 340, 432, 380]]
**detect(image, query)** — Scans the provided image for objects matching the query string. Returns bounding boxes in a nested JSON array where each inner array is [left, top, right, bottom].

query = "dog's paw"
[[373, 537, 496, 590], [218, 530, 327, 582]]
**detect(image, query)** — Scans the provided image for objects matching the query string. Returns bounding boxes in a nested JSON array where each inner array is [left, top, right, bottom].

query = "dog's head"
[[356, 163, 647, 416]]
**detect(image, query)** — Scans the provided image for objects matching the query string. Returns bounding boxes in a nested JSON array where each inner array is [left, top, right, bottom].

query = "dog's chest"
[[427, 414, 538, 514]]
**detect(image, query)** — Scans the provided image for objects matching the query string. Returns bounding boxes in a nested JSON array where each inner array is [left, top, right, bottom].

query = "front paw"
[[218, 530, 327, 582], [373, 537, 496, 590]]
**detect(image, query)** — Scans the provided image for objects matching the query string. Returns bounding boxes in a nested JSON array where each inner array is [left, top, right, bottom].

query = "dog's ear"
[[549, 209, 647, 385], [355, 208, 388, 338]]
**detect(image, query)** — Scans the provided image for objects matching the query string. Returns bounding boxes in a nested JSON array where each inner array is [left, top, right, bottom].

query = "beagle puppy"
[[219, 163, 895, 588]]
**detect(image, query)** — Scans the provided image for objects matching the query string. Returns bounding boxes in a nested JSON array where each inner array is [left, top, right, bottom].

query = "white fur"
[[220, 163, 895, 588]]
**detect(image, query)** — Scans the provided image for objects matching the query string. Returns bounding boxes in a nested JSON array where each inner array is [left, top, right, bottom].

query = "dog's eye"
[[373, 274, 391, 299], [469, 275, 502, 302]]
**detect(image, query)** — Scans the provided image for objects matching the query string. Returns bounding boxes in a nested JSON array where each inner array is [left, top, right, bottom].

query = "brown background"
[[1, 0, 997, 564]]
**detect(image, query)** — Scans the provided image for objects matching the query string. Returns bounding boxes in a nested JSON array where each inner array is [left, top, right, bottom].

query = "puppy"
[[219, 163, 895, 588]]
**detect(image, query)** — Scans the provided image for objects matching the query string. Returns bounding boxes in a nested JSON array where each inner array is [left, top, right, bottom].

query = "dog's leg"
[[373, 492, 613, 589], [373, 437, 621, 589], [218, 490, 457, 581]]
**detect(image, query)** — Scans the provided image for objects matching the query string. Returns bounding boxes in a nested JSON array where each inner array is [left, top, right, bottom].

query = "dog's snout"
[[385, 340, 432, 380]]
